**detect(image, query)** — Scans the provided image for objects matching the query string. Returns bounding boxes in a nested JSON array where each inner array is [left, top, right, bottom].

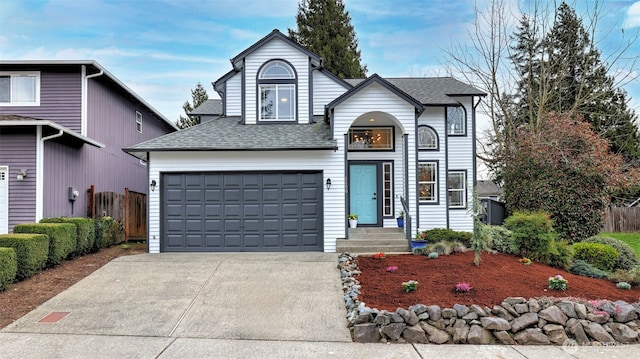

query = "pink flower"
[[455, 282, 473, 292], [386, 266, 398, 272]]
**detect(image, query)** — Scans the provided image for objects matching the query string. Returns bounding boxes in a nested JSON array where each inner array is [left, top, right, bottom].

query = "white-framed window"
[[348, 127, 394, 150], [136, 111, 142, 133], [448, 170, 467, 208], [383, 162, 393, 216], [419, 161, 438, 203], [447, 106, 465, 135], [258, 60, 296, 121], [0, 71, 40, 106], [418, 125, 438, 150]]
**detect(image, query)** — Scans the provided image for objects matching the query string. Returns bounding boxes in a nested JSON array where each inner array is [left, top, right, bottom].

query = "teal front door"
[[349, 164, 378, 225]]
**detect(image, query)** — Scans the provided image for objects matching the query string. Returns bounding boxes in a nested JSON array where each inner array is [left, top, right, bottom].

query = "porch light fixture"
[[325, 178, 332, 190], [16, 169, 27, 181], [369, 118, 375, 122], [150, 179, 157, 192]]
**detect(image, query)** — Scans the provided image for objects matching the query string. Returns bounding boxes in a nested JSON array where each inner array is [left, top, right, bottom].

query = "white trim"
[[0, 71, 40, 106], [35, 126, 44, 222], [0, 120, 105, 148], [0, 165, 8, 233]]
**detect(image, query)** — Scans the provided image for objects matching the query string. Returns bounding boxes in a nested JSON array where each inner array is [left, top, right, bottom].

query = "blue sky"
[[1, 0, 639, 129]]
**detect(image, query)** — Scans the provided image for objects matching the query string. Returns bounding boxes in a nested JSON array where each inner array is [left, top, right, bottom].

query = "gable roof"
[[345, 77, 486, 106], [0, 115, 105, 148], [230, 29, 322, 70], [327, 74, 424, 112], [123, 116, 337, 160], [0, 60, 179, 131], [189, 99, 222, 116]]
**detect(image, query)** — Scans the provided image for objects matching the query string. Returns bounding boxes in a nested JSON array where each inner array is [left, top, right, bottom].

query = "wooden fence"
[[88, 186, 147, 241], [602, 206, 640, 233]]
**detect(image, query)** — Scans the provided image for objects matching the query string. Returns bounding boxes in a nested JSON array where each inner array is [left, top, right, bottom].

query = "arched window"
[[447, 106, 466, 135], [258, 60, 296, 121], [418, 125, 438, 150]]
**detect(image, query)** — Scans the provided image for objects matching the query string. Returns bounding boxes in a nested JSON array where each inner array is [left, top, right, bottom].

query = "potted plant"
[[348, 214, 358, 228], [412, 229, 428, 249], [396, 211, 404, 228]]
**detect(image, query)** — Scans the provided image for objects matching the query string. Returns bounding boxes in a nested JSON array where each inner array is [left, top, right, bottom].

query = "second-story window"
[[258, 60, 296, 122], [447, 106, 465, 135], [136, 111, 142, 133], [0, 72, 40, 106]]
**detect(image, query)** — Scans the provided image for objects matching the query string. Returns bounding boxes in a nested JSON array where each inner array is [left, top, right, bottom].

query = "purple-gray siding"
[[0, 69, 82, 132], [0, 128, 37, 231]]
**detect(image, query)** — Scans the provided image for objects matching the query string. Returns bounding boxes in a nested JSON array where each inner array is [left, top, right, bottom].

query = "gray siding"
[[0, 69, 82, 131], [0, 128, 37, 230]]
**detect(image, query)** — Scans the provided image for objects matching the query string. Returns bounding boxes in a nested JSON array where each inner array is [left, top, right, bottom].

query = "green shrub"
[[418, 228, 473, 247], [616, 282, 632, 290], [504, 211, 555, 260], [569, 259, 610, 279], [0, 247, 18, 292], [0, 233, 49, 280], [41, 218, 95, 255], [610, 265, 640, 286], [428, 252, 439, 259], [583, 236, 639, 271], [13, 223, 76, 266], [538, 240, 574, 270], [573, 242, 619, 272], [486, 226, 516, 254], [412, 247, 426, 256]]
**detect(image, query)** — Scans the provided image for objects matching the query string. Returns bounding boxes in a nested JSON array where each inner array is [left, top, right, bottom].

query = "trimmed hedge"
[[13, 223, 76, 266], [573, 242, 619, 272], [418, 228, 473, 247], [0, 233, 49, 280], [0, 247, 18, 292], [583, 236, 640, 271], [41, 218, 95, 255]]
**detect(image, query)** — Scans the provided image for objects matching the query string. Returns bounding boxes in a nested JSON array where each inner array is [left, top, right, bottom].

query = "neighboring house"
[[476, 180, 503, 202], [189, 99, 223, 123], [0, 60, 178, 233], [125, 29, 485, 253]]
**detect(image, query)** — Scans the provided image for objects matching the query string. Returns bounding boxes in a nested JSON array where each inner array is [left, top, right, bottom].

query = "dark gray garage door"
[[161, 171, 323, 252]]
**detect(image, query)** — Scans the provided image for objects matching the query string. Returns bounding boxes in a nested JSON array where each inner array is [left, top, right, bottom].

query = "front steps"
[[336, 228, 411, 254]]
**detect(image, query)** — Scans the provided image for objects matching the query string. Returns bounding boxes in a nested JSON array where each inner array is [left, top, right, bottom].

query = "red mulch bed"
[[356, 251, 640, 311]]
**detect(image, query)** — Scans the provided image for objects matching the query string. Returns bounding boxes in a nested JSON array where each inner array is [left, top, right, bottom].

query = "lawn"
[[599, 232, 640, 257]]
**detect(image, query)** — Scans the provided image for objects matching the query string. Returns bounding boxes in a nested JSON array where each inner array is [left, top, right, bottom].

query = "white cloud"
[[623, 1, 640, 28]]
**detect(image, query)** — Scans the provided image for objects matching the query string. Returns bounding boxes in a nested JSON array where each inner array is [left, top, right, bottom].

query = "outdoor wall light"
[[150, 179, 157, 192], [16, 169, 27, 181], [326, 178, 332, 190]]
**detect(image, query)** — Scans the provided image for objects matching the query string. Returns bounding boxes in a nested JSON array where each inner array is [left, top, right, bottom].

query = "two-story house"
[[0, 60, 178, 233], [124, 29, 485, 253]]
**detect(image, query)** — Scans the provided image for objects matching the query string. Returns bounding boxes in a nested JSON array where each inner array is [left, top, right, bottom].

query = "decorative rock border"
[[338, 253, 640, 345]]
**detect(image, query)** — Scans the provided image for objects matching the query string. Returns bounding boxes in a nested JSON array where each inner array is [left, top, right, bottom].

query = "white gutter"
[[35, 126, 63, 222], [81, 65, 104, 136], [0, 120, 105, 148]]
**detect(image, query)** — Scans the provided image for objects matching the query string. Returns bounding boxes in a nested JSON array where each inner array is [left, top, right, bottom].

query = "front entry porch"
[[336, 228, 410, 254]]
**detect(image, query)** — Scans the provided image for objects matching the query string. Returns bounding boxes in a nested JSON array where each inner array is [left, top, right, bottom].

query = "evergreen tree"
[[176, 82, 209, 129], [509, 2, 640, 163], [288, 0, 367, 78]]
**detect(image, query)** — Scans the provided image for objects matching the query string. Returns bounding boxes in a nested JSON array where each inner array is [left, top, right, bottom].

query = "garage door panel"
[[161, 171, 323, 252]]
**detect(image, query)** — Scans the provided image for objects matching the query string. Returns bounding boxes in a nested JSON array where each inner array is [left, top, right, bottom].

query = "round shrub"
[[583, 236, 639, 271], [573, 242, 619, 272], [428, 252, 439, 259], [616, 282, 632, 290], [569, 259, 610, 279], [540, 240, 573, 270], [504, 211, 555, 260]]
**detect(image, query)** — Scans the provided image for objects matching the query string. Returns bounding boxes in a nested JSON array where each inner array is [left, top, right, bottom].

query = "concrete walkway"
[[0, 253, 637, 358]]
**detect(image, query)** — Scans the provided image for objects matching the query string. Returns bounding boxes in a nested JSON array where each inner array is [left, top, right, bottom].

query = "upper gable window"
[[258, 60, 296, 122], [0, 72, 40, 106], [447, 106, 466, 135], [135, 111, 142, 133], [418, 125, 438, 150]]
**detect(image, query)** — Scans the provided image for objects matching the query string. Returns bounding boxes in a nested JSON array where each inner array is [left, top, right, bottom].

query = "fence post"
[[87, 185, 95, 218], [125, 188, 130, 243]]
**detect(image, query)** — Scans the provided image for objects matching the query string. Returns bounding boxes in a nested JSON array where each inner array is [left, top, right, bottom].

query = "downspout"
[[36, 126, 64, 222], [344, 133, 349, 239], [82, 65, 104, 136]]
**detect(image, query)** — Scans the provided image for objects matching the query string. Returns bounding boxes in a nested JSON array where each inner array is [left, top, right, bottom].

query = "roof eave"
[[0, 120, 105, 148]]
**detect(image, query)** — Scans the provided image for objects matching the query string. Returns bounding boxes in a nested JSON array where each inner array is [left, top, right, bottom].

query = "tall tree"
[[288, 0, 367, 78], [176, 82, 209, 129]]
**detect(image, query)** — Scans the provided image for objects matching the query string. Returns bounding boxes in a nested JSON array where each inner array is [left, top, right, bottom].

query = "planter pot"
[[396, 218, 404, 228], [349, 219, 358, 228], [411, 240, 427, 249]]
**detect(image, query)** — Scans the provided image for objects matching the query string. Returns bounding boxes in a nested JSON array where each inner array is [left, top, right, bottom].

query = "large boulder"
[[605, 323, 639, 343], [539, 306, 568, 325], [467, 324, 494, 344], [353, 323, 381, 343], [514, 328, 550, 345], [402, 324, 428, 343], [380, 323, 406, 341], [481, 317, 510, 331], [511, 312, 539, 332], [583, 322, 615, 343], [420, 322, 450, 344]]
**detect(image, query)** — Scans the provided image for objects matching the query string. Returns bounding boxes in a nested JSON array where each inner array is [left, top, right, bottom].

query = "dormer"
[[214, 29, 323, 125]]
